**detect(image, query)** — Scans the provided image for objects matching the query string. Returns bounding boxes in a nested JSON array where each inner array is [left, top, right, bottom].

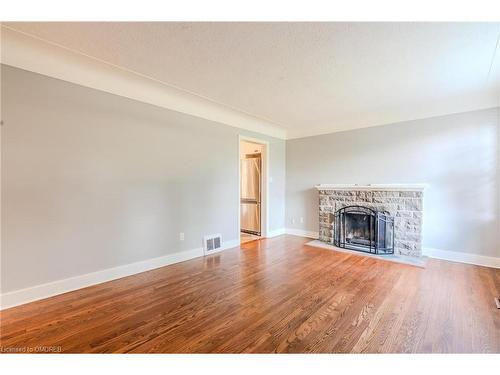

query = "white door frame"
[[238, 135, 269, 239]]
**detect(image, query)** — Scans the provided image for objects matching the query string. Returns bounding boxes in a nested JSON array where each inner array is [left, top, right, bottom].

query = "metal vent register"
[[204, 234, 222, 254]]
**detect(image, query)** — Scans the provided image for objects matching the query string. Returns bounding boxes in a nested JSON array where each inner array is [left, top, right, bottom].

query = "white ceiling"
[[5, 22, 500, 138]]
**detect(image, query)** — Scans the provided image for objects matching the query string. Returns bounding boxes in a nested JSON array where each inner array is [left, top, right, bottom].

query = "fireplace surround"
[[316, 184, 425, 257]]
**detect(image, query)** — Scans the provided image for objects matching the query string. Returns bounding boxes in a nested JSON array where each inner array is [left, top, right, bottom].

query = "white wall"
[[1, 65, 286, 294], [286, 108, 500, 259]]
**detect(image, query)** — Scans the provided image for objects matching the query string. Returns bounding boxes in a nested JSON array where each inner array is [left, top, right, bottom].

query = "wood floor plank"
[[0, 235, 498, 353]]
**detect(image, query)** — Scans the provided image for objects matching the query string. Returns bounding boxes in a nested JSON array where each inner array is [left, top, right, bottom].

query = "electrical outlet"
[[179, 232, 185, 241], [291, 218, 296, 224], [300, 217, 304, 223]]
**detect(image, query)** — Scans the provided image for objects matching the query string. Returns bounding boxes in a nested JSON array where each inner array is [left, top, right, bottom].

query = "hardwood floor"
[[240, 232, 261, 244], [1, 235, 499, 353]]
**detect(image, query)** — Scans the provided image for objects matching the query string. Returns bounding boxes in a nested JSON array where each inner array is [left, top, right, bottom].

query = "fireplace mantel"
[[315, 184, 427, 192]]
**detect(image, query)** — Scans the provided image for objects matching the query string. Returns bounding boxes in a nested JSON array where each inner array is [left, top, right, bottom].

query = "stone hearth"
[[315, 184, 425, 257]]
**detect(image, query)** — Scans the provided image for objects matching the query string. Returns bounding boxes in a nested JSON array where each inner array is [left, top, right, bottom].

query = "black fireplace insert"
[[333, 205, 394, 254]]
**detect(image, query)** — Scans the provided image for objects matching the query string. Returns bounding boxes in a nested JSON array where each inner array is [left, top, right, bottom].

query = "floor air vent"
[[203, 234, 222, 255]]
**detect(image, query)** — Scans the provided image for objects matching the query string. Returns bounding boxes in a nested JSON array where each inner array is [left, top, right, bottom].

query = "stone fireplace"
[[316, 184, 425, 257]]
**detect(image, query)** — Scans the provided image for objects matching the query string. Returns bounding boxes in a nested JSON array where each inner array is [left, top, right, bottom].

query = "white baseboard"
[[423, 247, 500, 269], [1, 239, 239, 310], [266, 228, 286, 238], [221, 239, 240, 250], [286, 228, 319, 239]]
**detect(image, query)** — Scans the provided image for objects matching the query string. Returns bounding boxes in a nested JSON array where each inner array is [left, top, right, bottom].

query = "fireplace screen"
[[333, 206, 394, 254]]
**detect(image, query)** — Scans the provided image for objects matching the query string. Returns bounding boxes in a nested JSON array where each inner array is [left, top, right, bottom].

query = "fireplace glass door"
[[345, 212, 374, 248], [334, 205, 394, 254]]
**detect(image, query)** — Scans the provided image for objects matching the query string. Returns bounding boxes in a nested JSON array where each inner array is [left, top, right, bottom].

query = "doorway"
[[239, 137, 268, 244]]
